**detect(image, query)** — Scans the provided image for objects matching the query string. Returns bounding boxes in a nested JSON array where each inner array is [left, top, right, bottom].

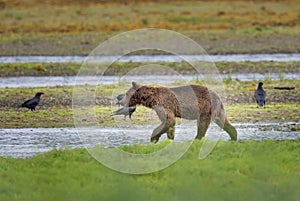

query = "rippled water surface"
[[0, 122, 299, 158]]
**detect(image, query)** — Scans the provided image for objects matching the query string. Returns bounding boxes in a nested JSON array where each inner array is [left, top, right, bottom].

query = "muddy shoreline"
[[0, 61, 300, 77], [1, 35, 300, 56], [0, 79, 299, 109]]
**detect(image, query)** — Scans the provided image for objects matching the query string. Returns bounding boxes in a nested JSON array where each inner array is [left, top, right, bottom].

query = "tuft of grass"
[[120, 139, 172, 154], [223, 74, 233, 84]]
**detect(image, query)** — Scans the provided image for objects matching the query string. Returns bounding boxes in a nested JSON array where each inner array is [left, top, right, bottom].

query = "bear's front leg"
[[151, 107, 175, 143], [150, 122, 169, 143], [196, 115, 211, 140], [167, 127, 175, 140]]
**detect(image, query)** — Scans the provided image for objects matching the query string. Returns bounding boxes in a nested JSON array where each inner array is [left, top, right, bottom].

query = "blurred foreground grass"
[[0, 139, 299, 201]]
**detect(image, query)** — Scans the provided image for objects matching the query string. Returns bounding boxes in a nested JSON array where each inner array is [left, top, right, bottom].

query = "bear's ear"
[[132, 82, 142, 90]]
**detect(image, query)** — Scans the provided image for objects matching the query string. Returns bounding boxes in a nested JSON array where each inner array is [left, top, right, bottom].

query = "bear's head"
[[120, 82, 143, 107]]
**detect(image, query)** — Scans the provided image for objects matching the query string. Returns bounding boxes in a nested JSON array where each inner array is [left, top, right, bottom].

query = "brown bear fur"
[[120, 82, 237, 142]]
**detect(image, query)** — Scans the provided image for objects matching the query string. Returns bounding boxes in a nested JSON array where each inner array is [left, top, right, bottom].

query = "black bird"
[[20, 92, 44, 111], [112, 106, 136, 120], [116, 93, 125, 106], [254, 82, 266, 107]]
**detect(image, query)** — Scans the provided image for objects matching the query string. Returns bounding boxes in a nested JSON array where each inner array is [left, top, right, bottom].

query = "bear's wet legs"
[[151, 108, 175, 143], [167, 127, 175, 140], [196, 116, 210, 140]]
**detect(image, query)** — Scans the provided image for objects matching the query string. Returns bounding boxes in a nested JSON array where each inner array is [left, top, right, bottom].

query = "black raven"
[[20, 92, 44, 111], [254, 82, 266, 107], [116, 94, 125, 106], [112, 106, 136, 120]]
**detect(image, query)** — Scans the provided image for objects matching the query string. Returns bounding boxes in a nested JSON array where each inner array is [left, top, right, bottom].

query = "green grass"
[[0, 140, 300, 201], [0, 62, 82, 77], [0, 79, 299, 128], [226, 103, 300, 123], [1, 103, 299, 128], [0, 61, 299, 77], [168, 16, 221, 23]]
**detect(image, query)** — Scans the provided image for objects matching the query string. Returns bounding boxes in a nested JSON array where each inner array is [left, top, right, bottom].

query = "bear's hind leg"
[[223, 119, 237, 140], [215, 118, 237, 141]]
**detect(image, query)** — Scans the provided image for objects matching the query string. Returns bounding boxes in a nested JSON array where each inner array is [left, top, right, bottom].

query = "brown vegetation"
[[0, 0, 299, 34]]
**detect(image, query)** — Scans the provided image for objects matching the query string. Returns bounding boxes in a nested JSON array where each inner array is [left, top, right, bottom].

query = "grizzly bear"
[[120, 82, 237, 143]]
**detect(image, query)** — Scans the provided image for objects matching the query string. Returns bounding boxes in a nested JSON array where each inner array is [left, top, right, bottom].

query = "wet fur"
[[121, 82, 237, 142]]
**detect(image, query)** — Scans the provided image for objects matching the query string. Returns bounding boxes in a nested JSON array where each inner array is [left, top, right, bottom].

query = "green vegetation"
[[0, 1, 299, 200], [226, 103, 300, 123], [0, 79, 299, 128], [1, 103, 299, 128], [0, 61, 300, 77], [0, 62, 81, 77], [1, 0, 300, 55], [0, 140, 300, 201]]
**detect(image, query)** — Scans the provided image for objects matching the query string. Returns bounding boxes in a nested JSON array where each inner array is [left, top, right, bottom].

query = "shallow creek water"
[[1, 73, 299, 88], [1, 53, 300, 63], [0, 122, 299, 158]]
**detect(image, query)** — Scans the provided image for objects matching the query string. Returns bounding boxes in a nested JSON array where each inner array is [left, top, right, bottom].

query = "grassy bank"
[[1, 0, 300, 55], [0, 79, 299, 128], [1, 79, 299, 107], [0, 61, 300, 77], [0, 140, 300, 201], [1, 103, 299, 129]]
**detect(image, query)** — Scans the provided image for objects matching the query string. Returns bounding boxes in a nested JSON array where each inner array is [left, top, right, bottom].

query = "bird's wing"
[[129, 107, 136, 113], [22, 97, 39, 107], [116, 94, 125, 101], [254, 90, 259, 100], [21, 99, 31, 107], [113, 107, 129, 115], [254, 89, 266, 105], [262, 90, 266, 99]]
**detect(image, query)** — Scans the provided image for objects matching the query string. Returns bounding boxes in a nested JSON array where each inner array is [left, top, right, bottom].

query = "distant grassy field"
[[0, 140, 300, 201], [0, 0, 300, 55], [2, 0, 299, 35]]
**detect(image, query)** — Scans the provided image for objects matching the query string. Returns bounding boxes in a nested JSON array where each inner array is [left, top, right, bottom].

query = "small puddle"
[[0, 122, 299, 158]]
